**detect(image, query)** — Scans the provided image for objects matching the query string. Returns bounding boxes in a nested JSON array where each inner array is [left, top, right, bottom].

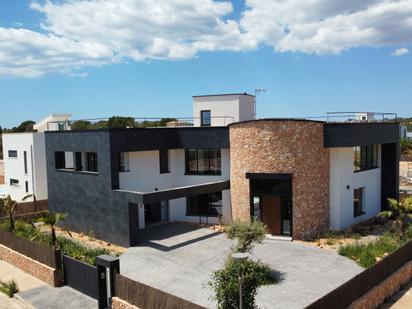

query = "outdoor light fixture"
[[231, 252, 250, 309]]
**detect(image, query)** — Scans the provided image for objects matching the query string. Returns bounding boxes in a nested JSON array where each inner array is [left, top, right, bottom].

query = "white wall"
[[329, 147, 381, 230], [192, 94, 254, 126], [119, 149, 232, 224], [119, 149, 230, 191], [2, 133, 47, 202]]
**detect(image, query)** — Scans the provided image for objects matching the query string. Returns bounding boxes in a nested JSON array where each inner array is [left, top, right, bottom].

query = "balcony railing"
[[46, 116, 235, 131]]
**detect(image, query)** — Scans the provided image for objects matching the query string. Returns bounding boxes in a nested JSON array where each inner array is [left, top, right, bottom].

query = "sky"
[[0, 0, 411, 128]]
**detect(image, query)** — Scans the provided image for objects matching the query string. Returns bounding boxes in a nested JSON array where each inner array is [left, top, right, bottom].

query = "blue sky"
[[0, 0, 411, 128]]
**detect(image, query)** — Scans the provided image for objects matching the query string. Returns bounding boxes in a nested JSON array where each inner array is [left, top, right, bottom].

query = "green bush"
[[339, 232, 406, 268], [0, 280, 19, 297], [209, 257, 278, 309], [400, 138, 412, 156], [226, 219, 266, 253]]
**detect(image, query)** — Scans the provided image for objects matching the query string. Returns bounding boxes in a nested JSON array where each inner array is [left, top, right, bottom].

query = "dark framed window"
[[23, 151, 28, 174], [354, 145, 378, 172], [75, 152, 83, 171], [185, 148, 221, 175], [10, 179, 19, 186], [354, 187, 365, 217], [55, 152, 66, 169], [200, 110, 211, 127], [186, 191, 222, 217], [159, 149, 169, 174], [86, 152, 98, 173], [119, 152, 129, 172], [8, 150, 17, 158], [25, 181, 29, 193]]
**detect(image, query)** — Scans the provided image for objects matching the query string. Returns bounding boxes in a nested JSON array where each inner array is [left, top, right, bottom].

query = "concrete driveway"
[[120, 223, 363, 309]]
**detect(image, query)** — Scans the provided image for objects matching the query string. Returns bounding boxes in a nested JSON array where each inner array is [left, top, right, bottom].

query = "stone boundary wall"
[[229, 120, 330, 239], [0, 244, 63, 287], [349, 260, 412, 309], [112, 297, 140, 309]]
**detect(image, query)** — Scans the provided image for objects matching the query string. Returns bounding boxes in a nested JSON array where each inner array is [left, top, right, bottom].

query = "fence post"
[[96, 255, 120, 309]]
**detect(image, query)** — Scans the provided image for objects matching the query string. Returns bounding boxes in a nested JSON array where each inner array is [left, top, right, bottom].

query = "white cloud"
[[392, 47, 409, 56], [1, 0, 412, 77]]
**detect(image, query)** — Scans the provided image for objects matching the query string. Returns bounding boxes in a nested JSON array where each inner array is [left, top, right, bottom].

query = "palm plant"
[[0, 194, 31, 232], [380, 197, 412, 231], [37, 212, 70, 247]]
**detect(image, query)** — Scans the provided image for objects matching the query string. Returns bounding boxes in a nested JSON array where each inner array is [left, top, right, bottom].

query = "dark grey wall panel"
[[381, 143, 400, 210], [45, 131, 141, 246], [324, 123, 399, 147]]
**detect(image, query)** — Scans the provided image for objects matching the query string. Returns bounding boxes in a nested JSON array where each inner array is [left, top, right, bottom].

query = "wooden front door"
[[261, 196, 282, 235]]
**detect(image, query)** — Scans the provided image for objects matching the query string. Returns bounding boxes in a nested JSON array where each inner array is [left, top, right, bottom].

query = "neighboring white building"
[[400, 125, 408, 139], [192, 93, 255, 127], [2, 114, 71, 201]]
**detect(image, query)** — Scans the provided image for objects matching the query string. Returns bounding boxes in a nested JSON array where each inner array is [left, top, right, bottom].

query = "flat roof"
[[192, 92, 255, 98]]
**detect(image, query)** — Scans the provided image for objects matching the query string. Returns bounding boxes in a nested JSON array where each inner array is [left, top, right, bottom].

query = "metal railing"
[[46, 116, 235, 131], [324, 112, 398, 123]]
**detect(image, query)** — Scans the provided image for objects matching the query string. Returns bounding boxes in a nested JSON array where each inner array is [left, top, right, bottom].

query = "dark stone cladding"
[[44, 127, 229, 246], [323, 122, 399, 147]]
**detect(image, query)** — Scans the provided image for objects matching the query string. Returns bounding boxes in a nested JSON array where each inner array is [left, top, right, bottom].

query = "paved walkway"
[[120, 223, 363, 309], [0, 260, 97, 309]]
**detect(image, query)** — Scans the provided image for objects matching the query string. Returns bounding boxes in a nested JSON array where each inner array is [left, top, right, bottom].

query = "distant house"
[[2, 114, 71, 201], [42, 94, 399, 247], [400, 125, 408, 139]]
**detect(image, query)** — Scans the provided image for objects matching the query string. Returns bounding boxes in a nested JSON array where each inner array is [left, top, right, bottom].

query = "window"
[[25, 181, 29, 193], [187, 191, 222, 216], [200, 110, 211, 127], [10, 179, 19, 187], [8, 150, 17, 158], [55, 151, 74, 170], [185, 149, 221, 175], [24, 151, 28, 174], [354, 145, 378, 172], [354, 187, 365, 217], [159, 150, 169, 174], [86, 152, 98, 173], [119, 152, 129, 172]]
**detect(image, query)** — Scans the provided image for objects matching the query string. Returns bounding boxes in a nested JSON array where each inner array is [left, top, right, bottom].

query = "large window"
[[186, 191, 222, 217], [185, 148, 221, 175], [354, 145, 378, 172], [56, 151, 97, 173], [8, 150, 17, 158], [200, 110, 211, 127], [353, 187, 365, 217], [159, 149, 169, 174]]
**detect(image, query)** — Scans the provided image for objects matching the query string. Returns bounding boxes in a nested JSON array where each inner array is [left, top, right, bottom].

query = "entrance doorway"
[[249, 174, 292, 236], [144, 201, 169, 226]]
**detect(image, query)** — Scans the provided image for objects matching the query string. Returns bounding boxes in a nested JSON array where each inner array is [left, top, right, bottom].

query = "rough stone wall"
[[112, 297, 140, 309], [229, 120, 330, 239], [349, 261, 412, 309], [0, 245, 63, 287]]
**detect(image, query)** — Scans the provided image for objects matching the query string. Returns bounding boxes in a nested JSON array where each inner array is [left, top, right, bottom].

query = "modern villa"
[[38, 93, 400, 247]]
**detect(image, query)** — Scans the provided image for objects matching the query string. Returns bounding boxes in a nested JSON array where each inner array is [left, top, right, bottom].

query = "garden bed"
[[0, 219, 117, 266]]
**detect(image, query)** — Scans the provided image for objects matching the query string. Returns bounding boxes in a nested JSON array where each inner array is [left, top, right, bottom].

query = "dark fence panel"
[[0, 229, 60, 268], [114, 273, 204, 309], [63, 255, 98, 299], [0, 200, 48, 218], [306, 239, 412, 309]]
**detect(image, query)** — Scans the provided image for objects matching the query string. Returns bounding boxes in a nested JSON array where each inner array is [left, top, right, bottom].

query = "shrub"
[[209, 257, 278, 309], [226, 219, 266, 253], [0, 280, 19, 297]]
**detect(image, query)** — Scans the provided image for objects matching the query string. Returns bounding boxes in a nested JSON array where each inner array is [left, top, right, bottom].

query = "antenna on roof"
[[254, 88, 266, 120]]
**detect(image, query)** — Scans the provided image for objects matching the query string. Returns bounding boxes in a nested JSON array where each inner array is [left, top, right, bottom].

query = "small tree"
[[38, 212, 70, 247], [0, 194, 31, 232], [209, 257, 278, 309], [380, 197, 412, 231], [226, 219, 266, 253]]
